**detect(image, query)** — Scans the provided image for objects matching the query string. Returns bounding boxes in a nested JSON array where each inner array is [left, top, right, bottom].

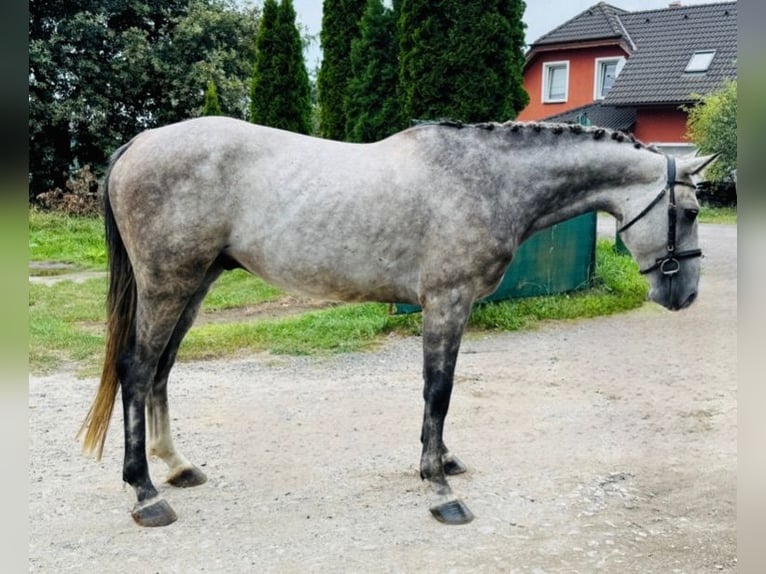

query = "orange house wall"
[[518, 46, 628, 121], [633, 107, 690, 144]]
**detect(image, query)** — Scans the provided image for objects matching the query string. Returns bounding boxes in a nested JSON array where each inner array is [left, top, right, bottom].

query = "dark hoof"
[[443, 454, 468, 476], [132, 498, 178, 527], [430, 498, 474, 525], [167, 466, 207, 488]]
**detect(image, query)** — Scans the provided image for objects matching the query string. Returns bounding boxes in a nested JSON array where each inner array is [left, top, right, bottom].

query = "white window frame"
[[685, 50, 716, 73], [542, 61, 569, 103], [594, 56, 626, 100]]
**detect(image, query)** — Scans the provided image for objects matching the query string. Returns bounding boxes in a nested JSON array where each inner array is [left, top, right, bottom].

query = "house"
[[518, 1, 737, 157]]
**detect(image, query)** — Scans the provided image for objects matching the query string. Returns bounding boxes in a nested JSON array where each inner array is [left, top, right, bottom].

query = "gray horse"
[[79, 117, 716, 527]]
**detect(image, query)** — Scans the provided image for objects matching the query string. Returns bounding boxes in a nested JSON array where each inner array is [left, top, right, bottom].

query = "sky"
[[290, 0, 730, 72]]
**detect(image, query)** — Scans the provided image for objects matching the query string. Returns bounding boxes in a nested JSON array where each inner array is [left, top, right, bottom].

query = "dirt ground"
[[29, 217, 736, 573]]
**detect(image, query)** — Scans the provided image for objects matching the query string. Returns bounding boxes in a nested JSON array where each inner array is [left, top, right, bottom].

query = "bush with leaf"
[[685, 79, 737, 183]]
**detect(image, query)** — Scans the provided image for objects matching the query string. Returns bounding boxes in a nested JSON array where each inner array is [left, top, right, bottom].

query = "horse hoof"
[[131, 498, 178, 527], [167, 466, 207, 488], [430, 498, 474, 525], [443, 454, 468, 476]]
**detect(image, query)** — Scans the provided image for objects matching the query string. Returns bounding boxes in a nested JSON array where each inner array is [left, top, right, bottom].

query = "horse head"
[[618, 153, 718, 311]]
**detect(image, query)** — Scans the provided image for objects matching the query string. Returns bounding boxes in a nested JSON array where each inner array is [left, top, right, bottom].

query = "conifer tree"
[[398, 0, 529, 123], [203, 80, 223, 116], [250, 0, 280, 125], [251, 0, 312, 133], [317, 0, 367, 140], [344, 0, 404, 142], [501, 0, 530, 116]]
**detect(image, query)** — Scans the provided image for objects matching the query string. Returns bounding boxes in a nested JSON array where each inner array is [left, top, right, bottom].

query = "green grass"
[[29, 278, 108, 374], [202, 269, 284, 311], [699, 204, 737, 224], [28, 209, 107, 269], [182, 303, 414, 358]]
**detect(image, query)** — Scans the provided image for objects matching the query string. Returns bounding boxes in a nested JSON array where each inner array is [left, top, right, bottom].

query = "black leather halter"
[[618, 156, 702, 276]]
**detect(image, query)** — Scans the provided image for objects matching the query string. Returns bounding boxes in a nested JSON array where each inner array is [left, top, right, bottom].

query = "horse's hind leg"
[[121, 282, 210, 527], [147, 266, 224, 488], [419, 293, 475, 524]]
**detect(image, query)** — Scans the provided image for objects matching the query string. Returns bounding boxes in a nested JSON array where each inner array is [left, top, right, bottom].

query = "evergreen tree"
[[501, 0, 530, 116], [397, 0, 453, 123], [203, 80, 223, 115], [251, 0, 279, 125], [344, 0, 404, 142], [317, 0, 368, 140], [398, 0, 529, 123], [251, 0, 312, 133]]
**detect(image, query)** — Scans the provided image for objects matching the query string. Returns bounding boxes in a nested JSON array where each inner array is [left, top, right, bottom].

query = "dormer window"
[[594, 57, 626, 99], [685, 50, 716, 73], [543, 61, 569, 103]]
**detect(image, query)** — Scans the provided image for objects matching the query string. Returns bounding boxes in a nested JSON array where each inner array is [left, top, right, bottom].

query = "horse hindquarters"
[[80, 148, 227, 525]]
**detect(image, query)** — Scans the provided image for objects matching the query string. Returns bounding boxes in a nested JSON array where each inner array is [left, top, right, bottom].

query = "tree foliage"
[[250, 0, 312, 133], [28, 0, 259, 202], [161, 0, 260, 122], [317, 0, 368, 140], [203, 80, 223, 116], [344, 0, 404, 142], [685, 79, 737, 183], [397, 0, 529, 123]]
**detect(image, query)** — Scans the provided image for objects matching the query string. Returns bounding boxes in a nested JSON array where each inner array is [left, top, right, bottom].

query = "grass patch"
[[698, 204, 737, 224], [182, 303, 405, 358], [202, 269, 284, 311], [28, 209, 106, 269], [29, 278, 108, 375]]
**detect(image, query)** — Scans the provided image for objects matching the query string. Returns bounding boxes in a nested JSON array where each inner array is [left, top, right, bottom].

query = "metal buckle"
[[659, 257, 680, 276]]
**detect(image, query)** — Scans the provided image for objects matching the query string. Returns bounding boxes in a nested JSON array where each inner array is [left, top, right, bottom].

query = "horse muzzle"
[[670, 289, 697, 311], [649, 282, 698, 311]]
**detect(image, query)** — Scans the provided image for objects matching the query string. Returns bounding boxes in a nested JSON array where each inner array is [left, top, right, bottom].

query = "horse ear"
[[682, 153, 720, 176]]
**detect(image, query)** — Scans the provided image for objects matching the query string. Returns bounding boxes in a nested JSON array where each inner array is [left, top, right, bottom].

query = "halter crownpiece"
[[618, 155, 702, 276]]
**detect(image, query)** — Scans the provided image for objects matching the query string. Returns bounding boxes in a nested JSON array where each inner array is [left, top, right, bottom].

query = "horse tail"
[[78, 141, 137, 460]]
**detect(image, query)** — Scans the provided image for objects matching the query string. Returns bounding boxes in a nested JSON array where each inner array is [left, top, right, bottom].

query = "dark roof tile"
[[542, 102, 636, 132], [531, 2, 628, 45], [605, 2, 737, 105]]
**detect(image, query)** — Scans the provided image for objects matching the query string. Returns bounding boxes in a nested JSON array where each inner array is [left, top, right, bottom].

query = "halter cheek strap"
[[618, 156, 702, 276]]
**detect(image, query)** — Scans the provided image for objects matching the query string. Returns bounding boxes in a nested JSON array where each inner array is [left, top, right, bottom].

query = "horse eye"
[[683, 208, 699, 222]]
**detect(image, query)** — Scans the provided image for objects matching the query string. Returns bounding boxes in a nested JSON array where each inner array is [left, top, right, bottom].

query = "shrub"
[[35, 165, 102, 217], [685, 80, 737, 184]]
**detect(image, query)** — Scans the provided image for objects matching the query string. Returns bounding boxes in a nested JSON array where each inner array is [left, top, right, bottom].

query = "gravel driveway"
[[29, 218, 736, 573]]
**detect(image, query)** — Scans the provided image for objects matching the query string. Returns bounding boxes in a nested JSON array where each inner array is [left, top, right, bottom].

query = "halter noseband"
[[618, 156, 701, 276]]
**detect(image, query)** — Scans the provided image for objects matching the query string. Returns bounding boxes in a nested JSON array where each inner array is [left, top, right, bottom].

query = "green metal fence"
[[393, 212, 597, 314]]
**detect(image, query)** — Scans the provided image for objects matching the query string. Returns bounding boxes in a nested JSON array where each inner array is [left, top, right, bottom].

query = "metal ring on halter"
[[659, 258, 680, 275]]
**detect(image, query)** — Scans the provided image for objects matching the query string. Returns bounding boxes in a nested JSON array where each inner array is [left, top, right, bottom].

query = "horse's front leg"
[[420, 294, 474, 524]]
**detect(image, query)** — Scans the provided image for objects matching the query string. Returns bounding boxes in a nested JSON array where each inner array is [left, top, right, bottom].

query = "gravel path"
[[29, 219, 736, 573]]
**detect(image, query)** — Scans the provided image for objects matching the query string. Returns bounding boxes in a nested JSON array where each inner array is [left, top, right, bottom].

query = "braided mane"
[[414, 118, 659, 153]]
